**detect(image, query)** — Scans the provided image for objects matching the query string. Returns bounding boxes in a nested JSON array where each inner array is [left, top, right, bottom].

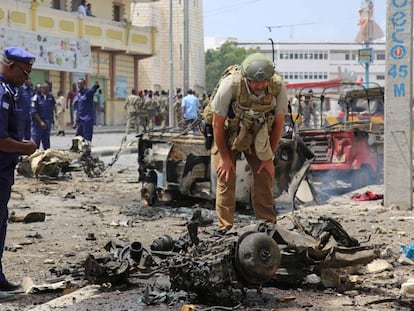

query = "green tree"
[[205, 41, 259, 93]]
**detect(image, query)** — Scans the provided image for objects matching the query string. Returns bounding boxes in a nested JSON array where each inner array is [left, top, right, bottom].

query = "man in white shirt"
[[78, 0, 87, 16]]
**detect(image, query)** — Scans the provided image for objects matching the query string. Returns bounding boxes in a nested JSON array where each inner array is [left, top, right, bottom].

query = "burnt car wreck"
[[81, 211, 379, 307], [137, 131, 315, 209]]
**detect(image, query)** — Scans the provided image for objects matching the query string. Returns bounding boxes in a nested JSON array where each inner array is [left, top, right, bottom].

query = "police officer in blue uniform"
[[0, 47, 37, 299], [15, 78, 33, 140], [74, 78, 99, 156], [31, 82, 56, 149]]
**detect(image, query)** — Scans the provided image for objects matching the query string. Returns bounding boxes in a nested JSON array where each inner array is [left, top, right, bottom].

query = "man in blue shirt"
[[74, 78, 100, 156], [0, 47, 37, 299], [31, 82, 56, 150], [181, 89, 200, 135], [15, 78, 33, 140]]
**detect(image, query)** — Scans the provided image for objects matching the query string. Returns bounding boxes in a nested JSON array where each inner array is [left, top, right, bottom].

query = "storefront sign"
[[0, 27, 92, 73]]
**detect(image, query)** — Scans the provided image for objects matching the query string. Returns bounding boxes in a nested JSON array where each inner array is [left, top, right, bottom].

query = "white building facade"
[[237, 41, 386, 90], [131, 0, 206, 95]]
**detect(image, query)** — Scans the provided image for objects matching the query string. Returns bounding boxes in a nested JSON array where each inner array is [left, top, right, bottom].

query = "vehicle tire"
[[351, 166, 373, 190]]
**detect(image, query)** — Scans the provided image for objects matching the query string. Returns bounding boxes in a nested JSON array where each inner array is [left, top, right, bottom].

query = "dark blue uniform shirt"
[[31, 92, 55, 124], [15, 84, 32, 121], [75, 84, 99, 122], [0, 75, 19, 188]]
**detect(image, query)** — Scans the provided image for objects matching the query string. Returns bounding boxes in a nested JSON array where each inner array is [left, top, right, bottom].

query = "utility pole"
[[168, 0, 174, 127], [183, 0, 189, 92], [384, 0, 413, 210]]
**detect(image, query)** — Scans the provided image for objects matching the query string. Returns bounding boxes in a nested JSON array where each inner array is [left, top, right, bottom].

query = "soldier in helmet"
[[210, 52, 288, 231]]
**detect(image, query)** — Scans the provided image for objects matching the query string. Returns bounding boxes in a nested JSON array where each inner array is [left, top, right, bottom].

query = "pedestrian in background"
[[0, 47, 37, 300], [136, 89, 147, 132], [181, 88, 200, 135], [78, 0, 87, 16], [210, 53, 288, 231], [31, 82, 56, 150], [66, 83, 77, 127], [95, 89, 105, 126], [173, 93, 183, 129], [124, 88, 140, 134], [158, 90, 168, 130], [145, 90, 158, 131], [15, 78, 33, 140], [55, 90, 65, 136], [74, 78, 100, 156], [86, 3, 95, 17]]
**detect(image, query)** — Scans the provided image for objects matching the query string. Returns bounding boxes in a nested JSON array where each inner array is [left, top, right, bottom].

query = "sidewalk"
[[52, 124, 127, 135], [50, 125, 139, 158]]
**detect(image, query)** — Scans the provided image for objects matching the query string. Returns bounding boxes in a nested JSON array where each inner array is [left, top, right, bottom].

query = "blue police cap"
[[2, 47, 36, 65]]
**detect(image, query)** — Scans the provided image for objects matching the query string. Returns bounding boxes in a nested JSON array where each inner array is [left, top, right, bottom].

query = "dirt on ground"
[[1, 164, 414, 311]]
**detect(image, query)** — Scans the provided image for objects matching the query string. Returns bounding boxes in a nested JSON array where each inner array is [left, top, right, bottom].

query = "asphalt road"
[[48, 126, 138, 157]]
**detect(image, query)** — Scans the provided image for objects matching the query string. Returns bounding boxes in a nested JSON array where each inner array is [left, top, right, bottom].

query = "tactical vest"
[[203, 64, 283, 152]]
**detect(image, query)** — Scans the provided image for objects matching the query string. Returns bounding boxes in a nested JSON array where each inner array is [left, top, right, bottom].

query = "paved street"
[[48, 125, 138, 157]]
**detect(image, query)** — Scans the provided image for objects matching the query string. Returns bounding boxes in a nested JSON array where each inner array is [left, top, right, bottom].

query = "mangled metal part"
[[83, 254, 130, 284], [80, 155, 106, 178], [234, 231, 281, 285], [16, 136, 105, 178], [70, 135, 91, 154], [17, 149, 82, 178], [80, 212, 379, 298], [167, 229, 281, 293], [251, 220, 380, 286], [273, 137, 316, 208]]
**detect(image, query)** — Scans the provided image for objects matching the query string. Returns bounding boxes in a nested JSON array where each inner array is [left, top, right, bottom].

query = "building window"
[[345, 53, 350, 60], [113, 4, 123, 22], [376, 74, 385, 80], [377, 53, 385, 60], [53, 0, 65, 10], [72, 0, 81, 11]]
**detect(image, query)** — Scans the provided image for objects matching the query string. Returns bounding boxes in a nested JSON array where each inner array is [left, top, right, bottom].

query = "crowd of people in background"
[[123, 87, 210, 135], [14, 77, 102, 153], [16, 76, 210, 154], [78, 0, 95, 17]]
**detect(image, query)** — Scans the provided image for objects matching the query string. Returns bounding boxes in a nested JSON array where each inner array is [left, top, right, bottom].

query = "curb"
[[91, 145, 138, 157]]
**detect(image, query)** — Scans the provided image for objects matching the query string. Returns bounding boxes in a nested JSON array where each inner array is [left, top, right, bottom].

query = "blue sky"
[[203, 0, 386, 42]]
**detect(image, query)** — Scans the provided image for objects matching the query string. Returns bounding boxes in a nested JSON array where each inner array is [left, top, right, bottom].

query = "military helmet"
[[241, 53, 275, 82]]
